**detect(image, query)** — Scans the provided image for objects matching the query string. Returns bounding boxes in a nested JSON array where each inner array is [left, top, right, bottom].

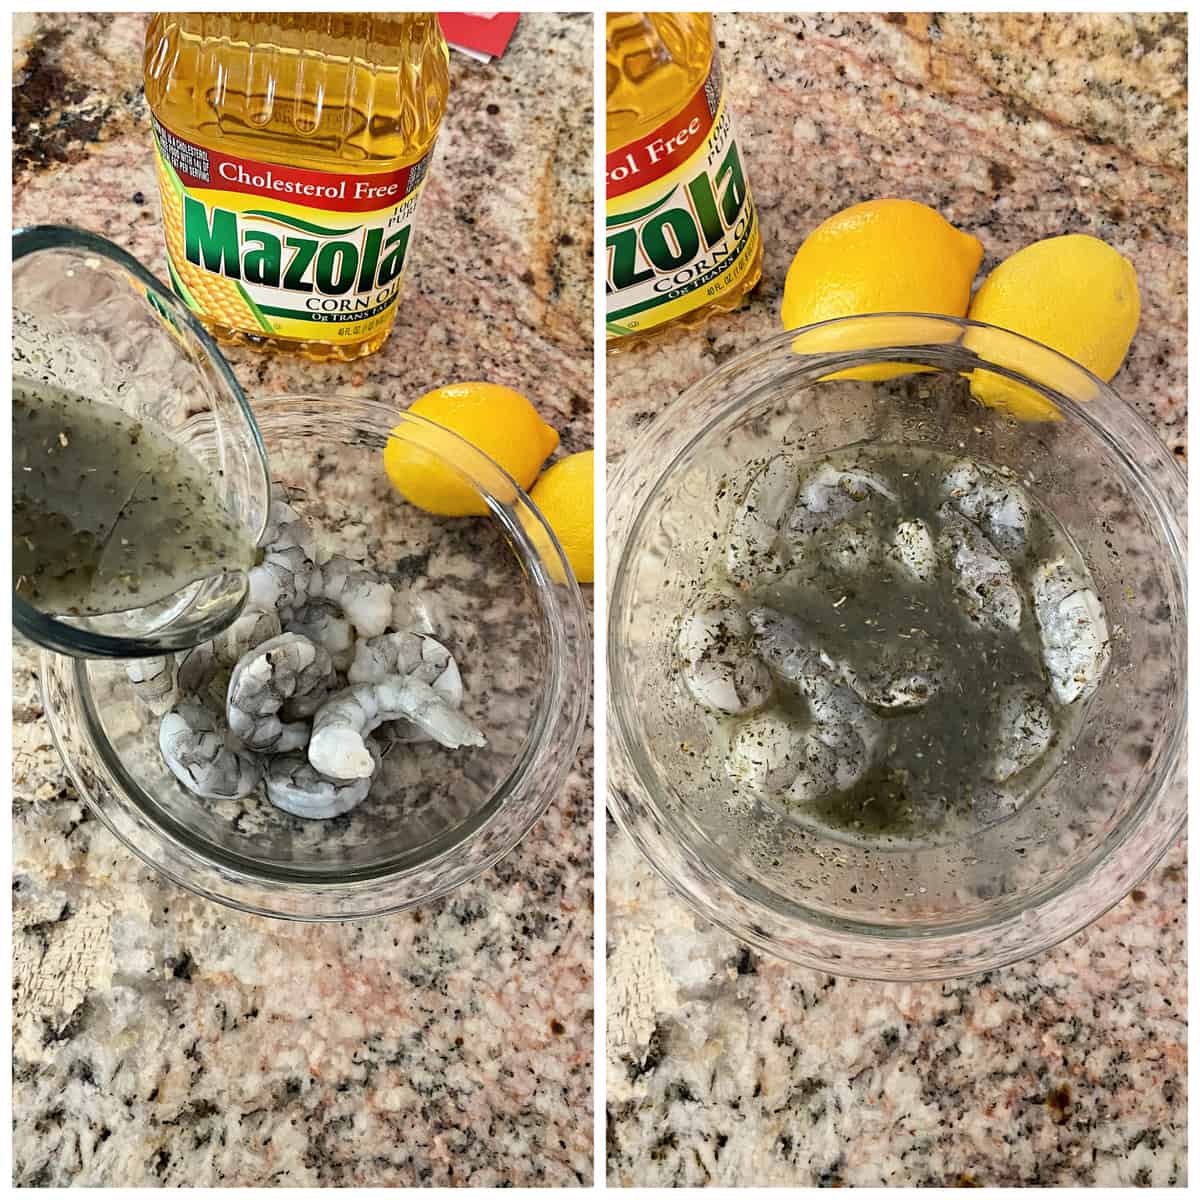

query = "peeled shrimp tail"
[[159, 700, 262, 800], [309, 677, 486, 781]]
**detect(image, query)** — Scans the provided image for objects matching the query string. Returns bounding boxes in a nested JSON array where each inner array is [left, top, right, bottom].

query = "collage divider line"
[[590, 8, 608, 1188]]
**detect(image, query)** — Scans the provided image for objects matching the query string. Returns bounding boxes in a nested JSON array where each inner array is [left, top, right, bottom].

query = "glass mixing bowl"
[[608, 315, 1186, 980], [13, 226, 269, 657], [43, 396, 590, 920]]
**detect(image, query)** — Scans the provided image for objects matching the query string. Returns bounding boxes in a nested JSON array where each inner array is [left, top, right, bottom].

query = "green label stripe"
[[606, 186, 678, 229], [235, 282, 275, 332], [255, 295, 396, 325], [608, 212, 756, 322], [166, 256, 199, 310], [606, 319, 633, 336], [244, 209, 362, 238]]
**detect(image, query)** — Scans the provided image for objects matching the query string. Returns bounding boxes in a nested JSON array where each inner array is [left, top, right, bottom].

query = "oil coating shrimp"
[[986, 686, 1054, 782], [942, 460, 1030, 559], [159, 699, 262, 799], [309, 677, 487, 781], [744, 606, 881, 795], [726, 709, 870, 803], [840, 647, 944, 713], [265, 742, 381, 820], [816, 516, 887, 576], [725, 455, 799, 586], [675, 593, 772, 715], [286, 601, 356, 672], [887, 518, 937, 583], [785, 463, 897, 542], [226, 633, 333, 752], [1031, 559, 1110, 705], [306, 555, 395, 639], [936, 507, 1022, 632], [125, 655, 178, 715]]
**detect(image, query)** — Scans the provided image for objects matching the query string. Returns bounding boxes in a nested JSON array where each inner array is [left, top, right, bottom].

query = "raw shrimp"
[[887, 518, 936, 583], [347, 631, 465, 741], [286, 601, 356, 672], [725, 455, 798, 585], [816, 516, 886, 576], [265, 743, 381, 820], [126, 655, 177, 715], [986, 686, 1054, 782], [936, 507, 1022, 632], [839, 647, 944, 713], [347, 631, 462, 696], [1032, 559, 1110, 705], [159, 699, 262, 799], [675, 593, 772, 716], [726, 709, 871, 802], [214, 608, 283, 665], [175, 608, 283, 704], [307, 555, 395, 639], [226, 633, 333, 752], [785, 462, 897, 542], [247, 485, 318, 612], [248, 545, 312, 614], [309, 677, 486, 780], [942, 459, 1030, 559], [262, 483, 316, 562], [744, 606, 881, 795]]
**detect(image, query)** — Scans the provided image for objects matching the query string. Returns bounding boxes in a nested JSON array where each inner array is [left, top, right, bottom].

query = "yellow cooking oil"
[[606, 12, 762, 349], [144, 13, 450, 363]]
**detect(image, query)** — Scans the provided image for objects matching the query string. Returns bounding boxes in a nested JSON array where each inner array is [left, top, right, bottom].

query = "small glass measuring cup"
[[13, 226, 270, 658]]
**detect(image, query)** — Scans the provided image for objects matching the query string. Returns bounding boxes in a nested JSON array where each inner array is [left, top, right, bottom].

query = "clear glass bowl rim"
[[41, 393, 592, 921], [607, 313, 1187, 980]]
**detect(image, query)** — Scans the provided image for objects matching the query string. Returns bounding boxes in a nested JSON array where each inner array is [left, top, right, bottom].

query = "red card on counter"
[[438, 13, 519, 61]]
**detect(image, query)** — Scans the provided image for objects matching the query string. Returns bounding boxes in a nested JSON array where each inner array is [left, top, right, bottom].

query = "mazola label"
[[606, 58, 760, 339], [151, 115, 434, 344]]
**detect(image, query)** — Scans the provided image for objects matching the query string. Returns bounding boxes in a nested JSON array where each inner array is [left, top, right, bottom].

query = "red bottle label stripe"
[[606, 56, 722, 200], [151, 116, 433, 215]]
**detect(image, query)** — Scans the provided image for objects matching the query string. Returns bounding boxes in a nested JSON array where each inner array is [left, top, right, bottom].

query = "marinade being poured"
[[14, 380, 257, 617]]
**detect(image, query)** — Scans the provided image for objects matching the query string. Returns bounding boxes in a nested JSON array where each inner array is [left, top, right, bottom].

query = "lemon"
[[780, 198, 983, 380], [384, 382, 559, 517], [966, 234, 1140, 420], [528, 450, 594, 584]]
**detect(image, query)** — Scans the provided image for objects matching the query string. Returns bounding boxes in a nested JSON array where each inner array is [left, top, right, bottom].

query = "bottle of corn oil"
[[144, 13, 450, 363], [606, 12, 763, 349]]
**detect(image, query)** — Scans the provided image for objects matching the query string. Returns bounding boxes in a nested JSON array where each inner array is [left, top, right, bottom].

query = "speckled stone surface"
[[13, 12, 593, 1187], [607, 12, 1185, 1187]]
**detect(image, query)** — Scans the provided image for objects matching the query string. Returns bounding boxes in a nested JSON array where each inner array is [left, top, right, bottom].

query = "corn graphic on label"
[[151, 115, 433, 347], [605, 58, 760, 340]]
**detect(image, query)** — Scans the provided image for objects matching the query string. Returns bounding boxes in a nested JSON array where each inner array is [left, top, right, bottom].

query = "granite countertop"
[[13, 12, 593, 1187], [607, 13, 1186, 1187]]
